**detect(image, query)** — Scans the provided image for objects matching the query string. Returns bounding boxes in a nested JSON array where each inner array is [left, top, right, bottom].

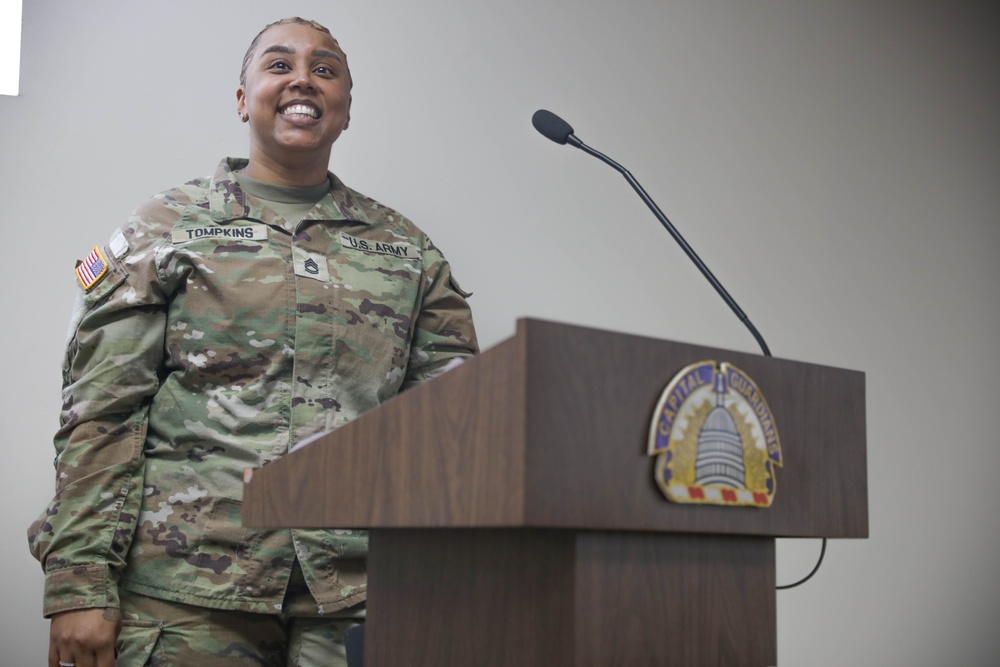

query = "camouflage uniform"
[[115, 563, 363, 666], [28, 157, 478, 620]]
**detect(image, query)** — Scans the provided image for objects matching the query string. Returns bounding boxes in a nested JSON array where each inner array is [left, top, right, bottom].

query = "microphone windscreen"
[[532, 109, 574, 144]]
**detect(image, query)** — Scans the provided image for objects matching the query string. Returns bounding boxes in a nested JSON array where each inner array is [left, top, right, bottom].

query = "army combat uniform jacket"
[[29, 158, 478, 617]]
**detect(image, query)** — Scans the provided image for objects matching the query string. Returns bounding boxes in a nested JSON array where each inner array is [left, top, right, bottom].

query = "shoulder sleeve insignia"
[[75, 245, 110, 291]]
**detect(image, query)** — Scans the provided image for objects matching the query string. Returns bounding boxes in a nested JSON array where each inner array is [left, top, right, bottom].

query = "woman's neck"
[[242, 147, 332, 187]]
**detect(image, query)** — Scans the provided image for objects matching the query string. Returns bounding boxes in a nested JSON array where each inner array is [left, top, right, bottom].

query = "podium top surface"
[[244, 318, 868, 539]]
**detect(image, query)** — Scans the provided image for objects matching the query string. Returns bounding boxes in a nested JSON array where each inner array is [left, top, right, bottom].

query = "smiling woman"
[[28, 16, 478, 667], [237, 20, 354, 186]]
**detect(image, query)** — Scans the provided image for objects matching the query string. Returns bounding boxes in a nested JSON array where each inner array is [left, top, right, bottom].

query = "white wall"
[[2, 1, 998, 664]]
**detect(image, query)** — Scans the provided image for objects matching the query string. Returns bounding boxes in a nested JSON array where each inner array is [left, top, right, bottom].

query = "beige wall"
[[2, 1, 998, 664]]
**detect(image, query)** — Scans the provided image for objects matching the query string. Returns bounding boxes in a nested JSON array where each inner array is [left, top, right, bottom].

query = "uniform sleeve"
[[27, 230, 168, 617], [402, 237, 479, 389]]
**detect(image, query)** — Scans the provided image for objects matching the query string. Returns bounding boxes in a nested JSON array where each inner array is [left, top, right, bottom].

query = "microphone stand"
[[566, 134, 771, 358]]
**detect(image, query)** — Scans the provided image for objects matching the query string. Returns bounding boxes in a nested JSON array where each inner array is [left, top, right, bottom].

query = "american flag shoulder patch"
[[75, 245, 110, 291]]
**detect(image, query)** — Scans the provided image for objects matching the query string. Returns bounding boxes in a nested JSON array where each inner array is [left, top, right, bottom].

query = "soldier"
[[28, 17, 477, 667]]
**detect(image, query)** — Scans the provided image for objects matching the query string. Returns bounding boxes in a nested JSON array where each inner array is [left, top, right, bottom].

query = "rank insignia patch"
[[647, 361, 782, 507], [75, 245, 109, 291]]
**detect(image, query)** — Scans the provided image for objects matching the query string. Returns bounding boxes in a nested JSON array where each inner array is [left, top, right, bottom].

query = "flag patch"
[[76, 246, 109, 291]]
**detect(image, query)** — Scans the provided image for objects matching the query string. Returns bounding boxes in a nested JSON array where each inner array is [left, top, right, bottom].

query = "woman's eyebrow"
[[259, 45, 343, 63], [312, 49, 344, 62], [260, 44, 294, 57]]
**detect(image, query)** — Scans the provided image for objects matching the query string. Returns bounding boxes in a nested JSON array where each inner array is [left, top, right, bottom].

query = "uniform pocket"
[[115, 619, 163, 667]]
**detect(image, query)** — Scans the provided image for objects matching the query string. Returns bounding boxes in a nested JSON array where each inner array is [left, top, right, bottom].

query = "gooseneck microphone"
[[531, 109, 771, 358], [532, 109, 833, 591]]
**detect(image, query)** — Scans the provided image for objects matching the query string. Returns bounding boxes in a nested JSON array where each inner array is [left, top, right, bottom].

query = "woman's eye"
[[315, 66, 333, 76], [268, 61, 290, 71]]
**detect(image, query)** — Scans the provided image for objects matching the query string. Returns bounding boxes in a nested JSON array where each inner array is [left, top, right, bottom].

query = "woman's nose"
[[289, 70, 316, 91]]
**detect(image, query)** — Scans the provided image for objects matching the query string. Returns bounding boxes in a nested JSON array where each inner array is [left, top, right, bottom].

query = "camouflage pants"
[[116, 567, 364, 666]]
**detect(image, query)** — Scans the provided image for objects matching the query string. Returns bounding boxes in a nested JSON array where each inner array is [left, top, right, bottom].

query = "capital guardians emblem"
[[647, 361, 782, 507]]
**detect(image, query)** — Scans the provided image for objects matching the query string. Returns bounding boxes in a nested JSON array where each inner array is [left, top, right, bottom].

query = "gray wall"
[[2, 1, 998, 664]]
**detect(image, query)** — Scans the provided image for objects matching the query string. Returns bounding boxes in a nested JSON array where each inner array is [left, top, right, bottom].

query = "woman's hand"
[[49, 608, 120, 667]]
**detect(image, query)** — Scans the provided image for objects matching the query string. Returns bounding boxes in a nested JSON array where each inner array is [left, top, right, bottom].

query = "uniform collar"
[[208, 157, 375, 226]]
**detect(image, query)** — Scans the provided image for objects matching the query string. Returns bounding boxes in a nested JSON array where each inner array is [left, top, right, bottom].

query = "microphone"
[[531, 108, 771, 358], [531, 109, 576, 146]]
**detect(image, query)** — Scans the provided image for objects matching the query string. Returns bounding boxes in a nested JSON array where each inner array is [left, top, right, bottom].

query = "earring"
[[239, 112, 249, 122]]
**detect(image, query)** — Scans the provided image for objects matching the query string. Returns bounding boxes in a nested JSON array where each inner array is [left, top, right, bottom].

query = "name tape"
[[172, 225, 268, 243], [340, 233, 421, 261]]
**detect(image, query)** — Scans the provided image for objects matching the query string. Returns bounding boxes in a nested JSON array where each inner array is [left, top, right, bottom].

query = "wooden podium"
[[244, 319, 868, 666]]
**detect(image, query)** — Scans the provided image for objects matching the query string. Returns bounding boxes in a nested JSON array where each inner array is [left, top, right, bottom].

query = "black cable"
[[776, 537, 827, 590]]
